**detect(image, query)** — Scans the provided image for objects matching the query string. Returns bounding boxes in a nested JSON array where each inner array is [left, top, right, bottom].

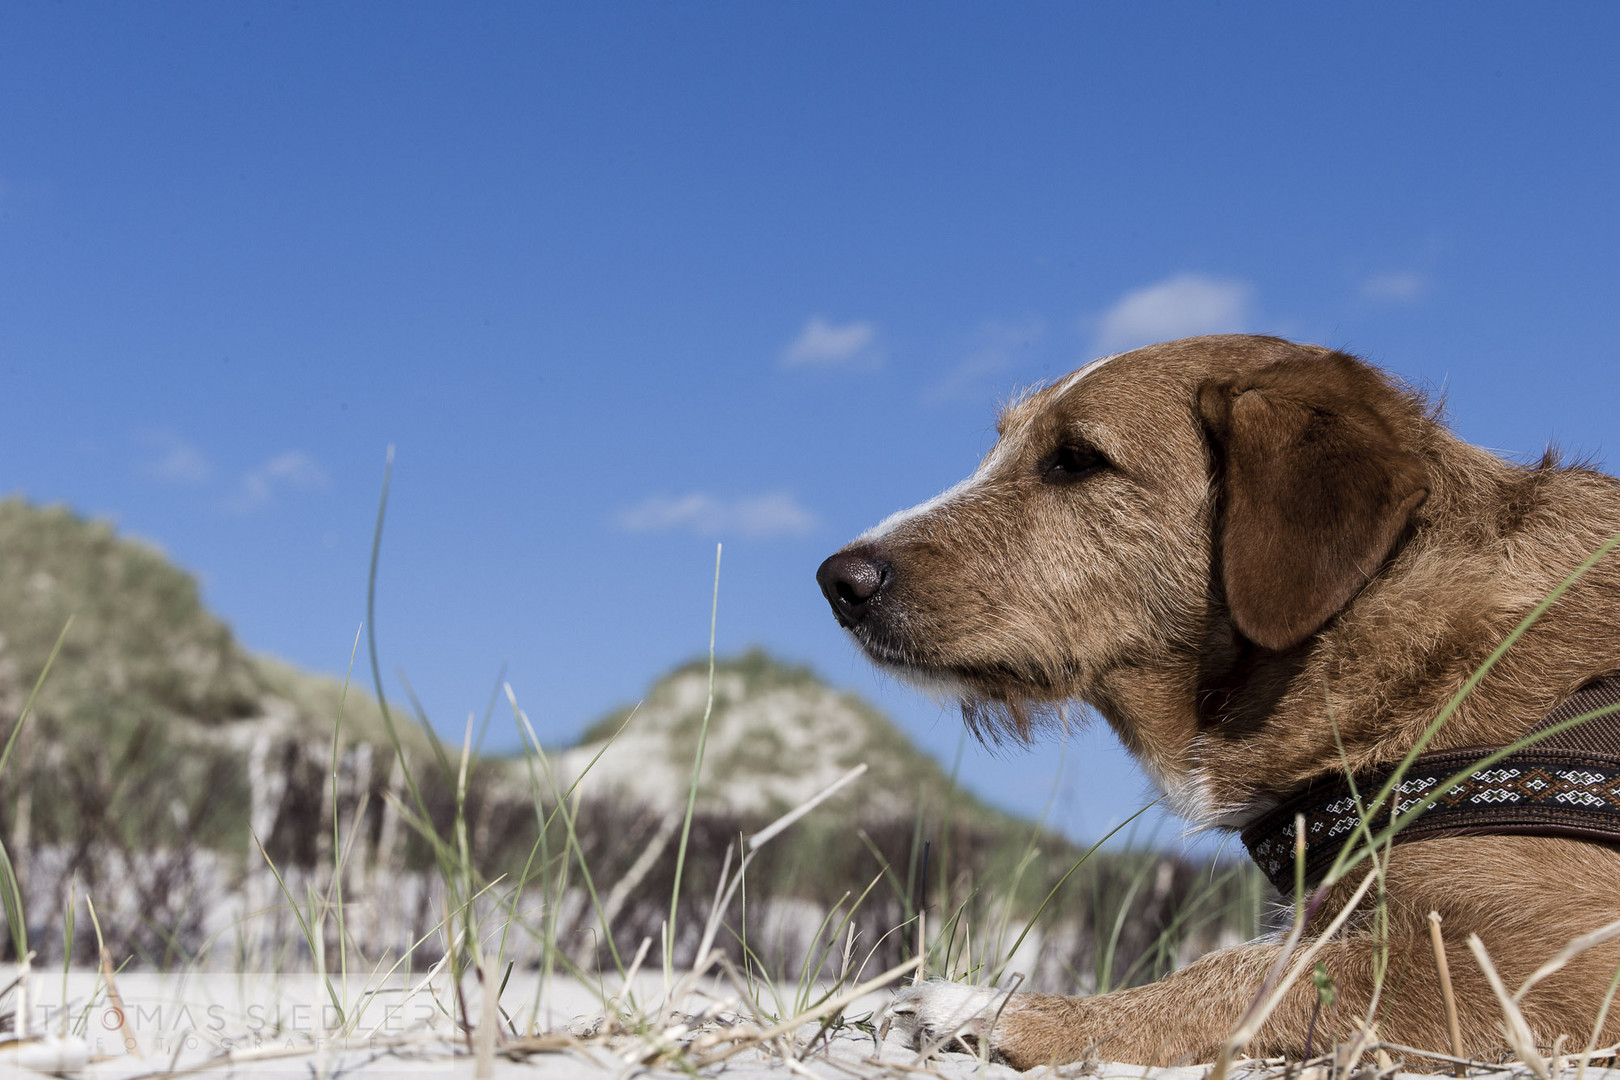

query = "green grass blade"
[[0, 616, 73, 779], [667, 542, 722, 979], [0, 836, 27, 961], [363, 447, 437, 830], [992, 797, 1162, 984]]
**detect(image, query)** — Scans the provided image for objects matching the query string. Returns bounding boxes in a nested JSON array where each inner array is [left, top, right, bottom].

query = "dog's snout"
[[817, 549, 891, 626]]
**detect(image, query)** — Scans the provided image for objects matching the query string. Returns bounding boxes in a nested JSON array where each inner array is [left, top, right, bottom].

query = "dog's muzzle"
[[816, 547, 891, 628]]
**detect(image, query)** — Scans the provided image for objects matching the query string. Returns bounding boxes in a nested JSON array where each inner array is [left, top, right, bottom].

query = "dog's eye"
[[1044, 443, 1106, 483]]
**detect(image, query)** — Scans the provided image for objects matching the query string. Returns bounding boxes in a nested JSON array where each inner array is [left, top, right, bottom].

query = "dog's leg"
[[890, 942, 1284, 1067], [890, 929, 1614, 1069]]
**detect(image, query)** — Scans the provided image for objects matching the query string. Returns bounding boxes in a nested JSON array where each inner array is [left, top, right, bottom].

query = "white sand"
[[1, 971, 1609, 1080]]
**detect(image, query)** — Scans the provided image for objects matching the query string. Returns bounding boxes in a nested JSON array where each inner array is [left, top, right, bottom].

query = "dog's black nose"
[[817, 549, 890, 626]]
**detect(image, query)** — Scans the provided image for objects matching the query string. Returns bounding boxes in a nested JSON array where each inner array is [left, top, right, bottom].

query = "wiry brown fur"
[[819, 335, 1620, 1067]]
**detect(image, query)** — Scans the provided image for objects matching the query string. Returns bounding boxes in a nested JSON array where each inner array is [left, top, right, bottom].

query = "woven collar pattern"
[[1240, 676, 1620, 894]]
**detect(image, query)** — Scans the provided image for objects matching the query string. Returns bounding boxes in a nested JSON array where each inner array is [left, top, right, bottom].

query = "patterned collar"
[[1240, 676, 1620, 894]]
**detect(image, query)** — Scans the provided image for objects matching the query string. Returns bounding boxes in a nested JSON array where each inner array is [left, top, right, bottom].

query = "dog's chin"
[[958, 695, 1079, 744], [844, 632, 971, 702], [845, 629, 1080, 744]]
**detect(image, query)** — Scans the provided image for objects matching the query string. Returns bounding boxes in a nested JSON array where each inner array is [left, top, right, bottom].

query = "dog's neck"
[[1192, 633, 1310, 736]]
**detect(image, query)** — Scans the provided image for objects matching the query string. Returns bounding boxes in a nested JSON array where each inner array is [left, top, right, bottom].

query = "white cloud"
[[926, 317, 1045, 404], [227, 451, 331, 512], [618, 492, 816, 539], [1093, 274, 1254, 353], [779, 316, 883, 368], [261, 451, 329, 489], [137, 431, 213, 485], [1361, 271, 1428, 303]]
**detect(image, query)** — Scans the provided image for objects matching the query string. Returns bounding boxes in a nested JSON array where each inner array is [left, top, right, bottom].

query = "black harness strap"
[[1241, 676, 1620, 893]]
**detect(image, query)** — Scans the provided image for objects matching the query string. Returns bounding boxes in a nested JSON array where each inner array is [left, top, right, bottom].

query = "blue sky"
[[4, 3, 1619, 851]]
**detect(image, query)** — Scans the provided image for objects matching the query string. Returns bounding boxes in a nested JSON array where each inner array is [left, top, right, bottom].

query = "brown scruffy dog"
[[816, 335, 1620, 1067]]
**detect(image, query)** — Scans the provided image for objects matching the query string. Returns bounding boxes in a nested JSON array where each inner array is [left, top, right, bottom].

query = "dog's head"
[[817, 334, 1432, 747]]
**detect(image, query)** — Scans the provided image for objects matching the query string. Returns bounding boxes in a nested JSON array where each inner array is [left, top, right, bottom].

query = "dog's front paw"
[[886, 980, 1011, 1057]]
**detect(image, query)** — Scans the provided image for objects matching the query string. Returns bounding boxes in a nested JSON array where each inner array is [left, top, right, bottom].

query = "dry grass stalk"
[[915, 908, 926, 984], [141, 1032, 462, 1080], [1578, 979, 1620, 1080], [976, 971, 1025, 1067], [679, 840, 737, 1001], [125, 1041, 335, 1079], [598, 813, 678, 931], [690, 955, 922, 1066], [1574, 1042, 1620, 1080], [565, 807, 681, 971], [1506, 914, 1620, 1080], [98, 945, 138, 1057], [476, 960, 498, 1078], [714, 953, 772, 1029], [658, 761, 877, 1016], [14, 950, 31, 1039], [1334, 1015, 1387, 1078], [1514, 916, 1620, 1003], [1467, 932, 1550, 1080], [782, 1054, 822, 1080], [1429, 910, 1467, 1075], [498, 1032, 580, 1059], [609, 935, 654, 1021], [1374, 1039, 1480, 1070], [1552, 1033, 1571, 1076], [746, 763, 868, 851], [362, 930, 460, 1040], [1462, 915, 1620, 1080]]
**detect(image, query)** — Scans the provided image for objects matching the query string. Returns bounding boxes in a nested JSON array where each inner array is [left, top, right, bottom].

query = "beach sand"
[[0, 971, 1606, 1080]]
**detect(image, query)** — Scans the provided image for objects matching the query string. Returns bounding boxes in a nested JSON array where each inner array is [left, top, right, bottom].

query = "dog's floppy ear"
[[1198, 353, 1429, 651]]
